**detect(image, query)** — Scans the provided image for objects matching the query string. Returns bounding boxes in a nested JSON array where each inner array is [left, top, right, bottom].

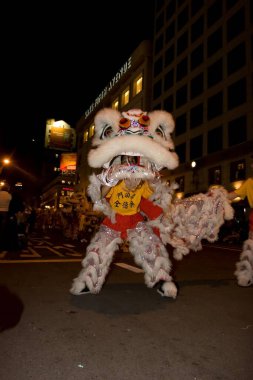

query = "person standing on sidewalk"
[[7, 188, 26, 251], [0, 183, 12, 250], [227, 160, 253, 286]]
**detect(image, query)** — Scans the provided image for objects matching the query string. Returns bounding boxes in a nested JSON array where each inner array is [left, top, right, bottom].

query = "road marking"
[[20, 247, 42, 257], [115, 262, 144, 273], [54, 246, 82, 256]]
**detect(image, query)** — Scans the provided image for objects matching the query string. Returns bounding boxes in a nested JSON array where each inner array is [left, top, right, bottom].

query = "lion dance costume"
[[70, 108, 234, 298]]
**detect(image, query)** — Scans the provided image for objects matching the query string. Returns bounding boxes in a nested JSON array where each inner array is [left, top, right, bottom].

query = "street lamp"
[[0, 157, 11, 175], [191, 160, 199, 193]]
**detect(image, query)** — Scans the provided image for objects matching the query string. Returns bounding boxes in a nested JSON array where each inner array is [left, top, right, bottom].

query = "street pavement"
[[0, 230, 85, 263], [0, 230, 252, 380]]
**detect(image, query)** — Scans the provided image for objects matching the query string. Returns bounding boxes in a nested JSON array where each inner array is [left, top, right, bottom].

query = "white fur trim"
[[158, 281, 177, 298], [88, 134, 179, 170]]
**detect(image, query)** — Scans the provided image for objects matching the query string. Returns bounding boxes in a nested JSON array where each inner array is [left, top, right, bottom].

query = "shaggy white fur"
[[70, 107, 236, 299], [234, 239, 253, 287]]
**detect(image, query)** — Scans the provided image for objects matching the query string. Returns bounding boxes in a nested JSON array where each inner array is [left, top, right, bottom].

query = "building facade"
[[152, 0, 253, 197], [75, 40, 153, 193]]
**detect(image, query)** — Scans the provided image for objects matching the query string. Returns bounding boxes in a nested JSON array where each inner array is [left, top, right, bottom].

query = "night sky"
[[1, 1, 155, 189]]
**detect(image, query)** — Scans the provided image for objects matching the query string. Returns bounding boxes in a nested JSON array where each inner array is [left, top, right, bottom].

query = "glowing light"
[[232, 180, 244, 190], [175, 192, 184, 199]]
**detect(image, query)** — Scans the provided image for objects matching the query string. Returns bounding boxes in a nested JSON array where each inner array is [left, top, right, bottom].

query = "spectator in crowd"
[[27, 208, 37, 233], [7, 189, 26, 251], [0, 183, 12, 250]]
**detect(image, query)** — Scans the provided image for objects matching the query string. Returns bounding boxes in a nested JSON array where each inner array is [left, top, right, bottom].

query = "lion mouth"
[[97, 153, 161, 186], [103, 153, 163, 172]]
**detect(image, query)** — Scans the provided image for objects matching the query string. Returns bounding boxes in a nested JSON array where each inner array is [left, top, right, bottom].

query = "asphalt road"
[[0, 232, 252, 380]]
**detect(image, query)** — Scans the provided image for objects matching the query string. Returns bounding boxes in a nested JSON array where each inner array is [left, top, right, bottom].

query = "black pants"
[[0, 212, 10, 250]]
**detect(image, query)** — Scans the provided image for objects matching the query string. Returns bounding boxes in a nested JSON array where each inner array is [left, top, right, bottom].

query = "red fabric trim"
[[102, 213, 144, 239], [140, 197, 163, 220], [249, 209, 253, 232]]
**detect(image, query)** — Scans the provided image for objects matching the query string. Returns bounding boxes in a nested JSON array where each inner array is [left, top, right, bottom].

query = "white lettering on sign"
[[84, 57, 132, 119]]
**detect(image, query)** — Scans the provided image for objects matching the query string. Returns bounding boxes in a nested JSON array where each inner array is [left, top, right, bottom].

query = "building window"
[[191, 15, 204, 43], [166, 1, 176, 21], [175, 113, 187, 136], [155, 34, 163, 54], [176, 142, 186, 163], [207, 27, 222, 58], [190, 103, 203, 129], [208, 126, 223, 153], [176, 58, 188, 81], [154, 57, 163, 77], [227, 78, 246, 110], [191, 0, 204, 17], [190, 135, 203, 160], [112, 98, 119, 110], [190, 73, 204, 98], [207, 58, 223, 87], [89, 124, 95, 138], [207, 91, 223, 120], [156, 0, 164, 12], [207, 0, 222, 28], [175, 176, 185, 191], [133, 74, 143, 96], [230, 160, 246, 181], [176, 84, 187, 107], [83, 130, 89, 142], [164, 94, 173, 112], [155, 11, 164, 33], [191, 44, 204, 70], [226, 0, 239, 11], [164, 69, 174, 90], [228, 115, 247, 146], [177, 31, 188, 56], [209, 166, 222, 185], [165, 45, 175, 67], [165, 21, 175, 43], [227, 43, 246, 75], [121, 87, 130, 107], [153, 79, 162, 100], [177, 5, 189, 31], [227, 7, 245, 42]]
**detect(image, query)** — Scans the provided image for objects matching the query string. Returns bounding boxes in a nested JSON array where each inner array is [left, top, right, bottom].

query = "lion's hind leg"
[[128, 222, 177, 298]]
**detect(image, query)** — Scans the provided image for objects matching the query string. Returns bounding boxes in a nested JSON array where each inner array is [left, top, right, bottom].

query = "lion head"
[[88, 108, 179, 186]]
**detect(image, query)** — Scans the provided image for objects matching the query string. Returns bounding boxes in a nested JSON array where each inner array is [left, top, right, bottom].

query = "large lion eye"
[[119, 118, 131, 128], [138, 115, 150, 126], [155, 126, 166, 139], [100, 125, 114, 139]]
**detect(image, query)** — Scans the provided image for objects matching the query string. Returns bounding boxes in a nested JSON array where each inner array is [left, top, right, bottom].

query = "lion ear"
[[93, 108, 121, 138], [148, 110, 175, 134]]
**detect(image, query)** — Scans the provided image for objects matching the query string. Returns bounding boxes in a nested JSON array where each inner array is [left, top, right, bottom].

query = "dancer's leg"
[[70, 225, 122, 294], [234, 238, 253, 287], [128, 222, 177, 298]]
